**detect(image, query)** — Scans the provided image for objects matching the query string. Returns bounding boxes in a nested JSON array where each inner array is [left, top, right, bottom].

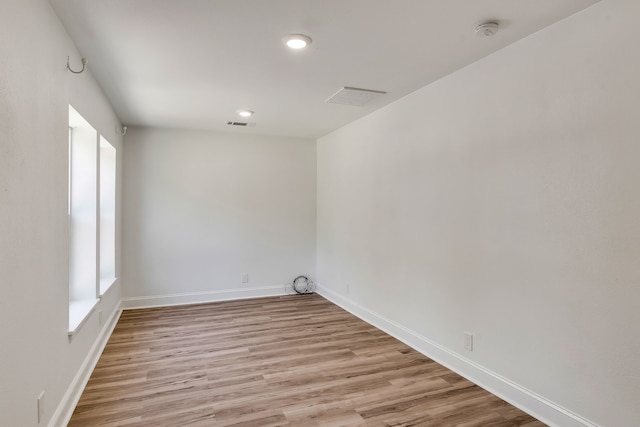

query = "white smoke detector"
[[475, 21, 500, 37]]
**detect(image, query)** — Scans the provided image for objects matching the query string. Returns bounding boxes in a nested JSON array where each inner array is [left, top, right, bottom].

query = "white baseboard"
[[121, 286, 287, 310], [49, 303, 123, 427], [316, 284, 597, 427]]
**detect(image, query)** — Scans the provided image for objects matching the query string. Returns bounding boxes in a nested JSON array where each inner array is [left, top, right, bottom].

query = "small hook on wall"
[[116, 125, 128, 136], [67, 56, 88, 74]]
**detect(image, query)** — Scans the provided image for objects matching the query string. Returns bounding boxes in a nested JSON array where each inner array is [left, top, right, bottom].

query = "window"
[[68, 106, 98, 333], [68, 107, 118, 334], [99, 136, 116, 295]]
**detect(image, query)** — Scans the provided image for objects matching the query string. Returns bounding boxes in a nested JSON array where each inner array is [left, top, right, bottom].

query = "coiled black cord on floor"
[[285, 275, 315, 295]]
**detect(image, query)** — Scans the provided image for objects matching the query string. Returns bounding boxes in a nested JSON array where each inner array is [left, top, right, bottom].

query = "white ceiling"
[[49, 0, 600, 139]]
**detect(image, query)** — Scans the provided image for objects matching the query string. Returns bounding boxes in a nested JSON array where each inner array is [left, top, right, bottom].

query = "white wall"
[[0, 1, 123, 425], [316, 0, 640, 425], [122, 127, 316, 307]]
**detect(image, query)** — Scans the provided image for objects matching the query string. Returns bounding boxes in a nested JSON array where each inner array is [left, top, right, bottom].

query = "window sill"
[[68, 298, 100, 336], [100, 276, 117, 297]]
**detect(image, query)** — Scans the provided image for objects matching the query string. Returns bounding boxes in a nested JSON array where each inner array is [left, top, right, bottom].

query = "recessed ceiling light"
[[283, 34, 312, 49], [237, 109, 254, 118]]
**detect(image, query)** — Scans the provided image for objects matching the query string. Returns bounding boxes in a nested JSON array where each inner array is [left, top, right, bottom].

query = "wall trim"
[[121, 286, 287, 310], [49, 303, 123, 427], [316, 284, 598, 427]]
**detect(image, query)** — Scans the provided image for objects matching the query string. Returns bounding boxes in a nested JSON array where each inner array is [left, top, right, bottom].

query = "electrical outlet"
[[464, 332, 473, 352], [241, 273, 249, 283], [37, 391, 45, 423]]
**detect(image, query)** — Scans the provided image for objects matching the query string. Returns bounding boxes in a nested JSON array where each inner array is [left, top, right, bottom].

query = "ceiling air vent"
[[326, 86, 387, 107], [226, 121, 256, 127]]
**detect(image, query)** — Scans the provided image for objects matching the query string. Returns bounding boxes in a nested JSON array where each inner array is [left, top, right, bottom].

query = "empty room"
[[1, 0, 639, 426]]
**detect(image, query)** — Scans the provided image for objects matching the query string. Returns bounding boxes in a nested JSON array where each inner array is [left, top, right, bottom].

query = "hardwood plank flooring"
[[69, 294, 545, 426]]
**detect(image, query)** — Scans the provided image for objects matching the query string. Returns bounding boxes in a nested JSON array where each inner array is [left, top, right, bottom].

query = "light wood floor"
[[70, 294, 545, 426]]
